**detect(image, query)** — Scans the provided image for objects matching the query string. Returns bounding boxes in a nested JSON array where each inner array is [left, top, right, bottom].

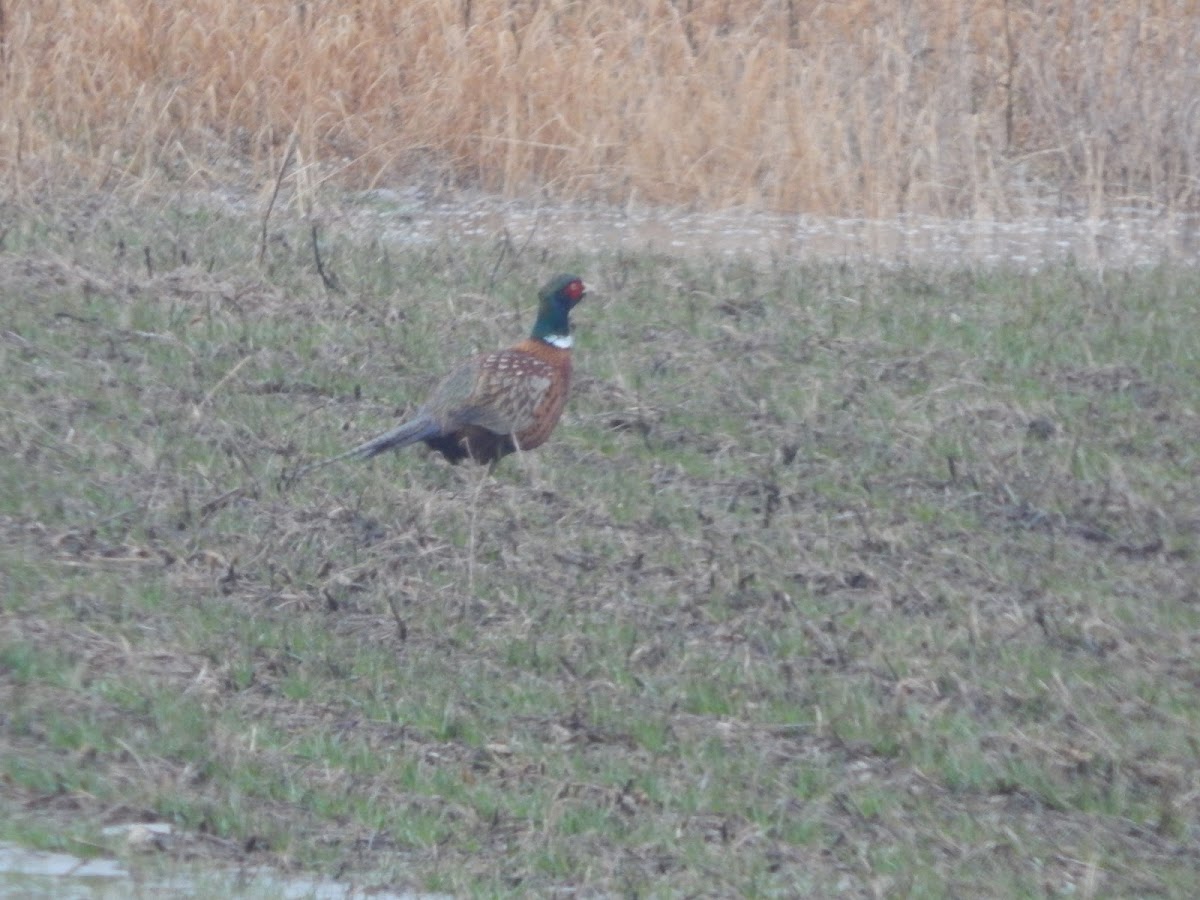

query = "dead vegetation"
[[2, 1, 1199, 215]]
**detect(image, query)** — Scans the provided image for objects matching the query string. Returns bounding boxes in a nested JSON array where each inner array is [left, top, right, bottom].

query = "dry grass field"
[[3, 0, 1200, 215], [0, 190, 1198, 895]]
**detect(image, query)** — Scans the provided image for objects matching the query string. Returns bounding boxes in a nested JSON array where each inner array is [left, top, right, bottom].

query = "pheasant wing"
[[426, 350, 553, 435]]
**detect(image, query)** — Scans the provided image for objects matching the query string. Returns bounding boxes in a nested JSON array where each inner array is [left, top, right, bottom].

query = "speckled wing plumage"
[[420, 341, 571, 463], [429, 351, 547, 433]]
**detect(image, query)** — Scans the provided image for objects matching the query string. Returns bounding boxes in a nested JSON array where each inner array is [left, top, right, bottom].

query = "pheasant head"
[[531, 274, 586, 348]]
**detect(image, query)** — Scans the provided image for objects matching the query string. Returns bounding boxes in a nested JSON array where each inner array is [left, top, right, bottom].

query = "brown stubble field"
[[0, 189, 1198, 895]]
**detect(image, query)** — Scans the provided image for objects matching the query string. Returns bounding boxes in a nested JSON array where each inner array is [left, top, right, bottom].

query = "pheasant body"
[[301, 274, 585, 474]]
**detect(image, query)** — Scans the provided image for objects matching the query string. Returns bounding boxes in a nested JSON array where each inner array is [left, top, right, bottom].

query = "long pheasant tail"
[[349, 415, 442, 459], [282, 415, 442, 488]]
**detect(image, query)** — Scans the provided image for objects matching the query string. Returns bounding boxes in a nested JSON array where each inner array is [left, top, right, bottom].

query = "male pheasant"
[[296, 274, 586, 476]]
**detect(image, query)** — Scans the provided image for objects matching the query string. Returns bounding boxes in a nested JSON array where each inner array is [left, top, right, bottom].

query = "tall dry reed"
[[2, 0, 1198, 216]]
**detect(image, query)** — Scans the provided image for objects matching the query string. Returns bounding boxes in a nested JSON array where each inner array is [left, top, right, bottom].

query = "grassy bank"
[[3, 0, 1199, 216], [1, 191, 1198, 894]]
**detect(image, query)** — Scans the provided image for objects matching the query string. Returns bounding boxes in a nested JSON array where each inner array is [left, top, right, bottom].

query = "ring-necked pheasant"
[[293, 274, 586, 478]]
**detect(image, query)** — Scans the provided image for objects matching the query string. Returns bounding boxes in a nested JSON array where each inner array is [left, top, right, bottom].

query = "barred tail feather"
[[351, 415, 441, 459], [284, 414, 442, 486]]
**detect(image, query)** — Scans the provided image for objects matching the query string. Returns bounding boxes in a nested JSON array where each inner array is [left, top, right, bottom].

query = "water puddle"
[[0, 832, 442, 899], [352, 190, 1200, 269]]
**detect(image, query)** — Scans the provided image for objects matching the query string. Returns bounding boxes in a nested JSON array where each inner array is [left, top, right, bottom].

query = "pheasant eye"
[[566, 280, 585, 301]]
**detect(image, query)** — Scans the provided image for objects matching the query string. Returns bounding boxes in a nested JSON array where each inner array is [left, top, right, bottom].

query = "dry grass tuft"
[[3, 0, 1199, 215]]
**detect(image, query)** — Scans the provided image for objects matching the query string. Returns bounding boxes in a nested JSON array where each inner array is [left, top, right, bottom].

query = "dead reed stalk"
[[3, 0, 1198, 215]]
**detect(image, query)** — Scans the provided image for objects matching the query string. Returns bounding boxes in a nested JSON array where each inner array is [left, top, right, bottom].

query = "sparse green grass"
[[1, 191, 1198, 896]]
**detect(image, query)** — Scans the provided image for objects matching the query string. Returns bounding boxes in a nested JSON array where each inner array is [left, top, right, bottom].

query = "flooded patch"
[[0, 837, 443, 899], [352, 190, 1200, 270]]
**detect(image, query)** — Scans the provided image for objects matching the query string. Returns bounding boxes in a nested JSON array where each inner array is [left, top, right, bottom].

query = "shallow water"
[[0, 839, 442, 899], [355, 190, 1200, 270]]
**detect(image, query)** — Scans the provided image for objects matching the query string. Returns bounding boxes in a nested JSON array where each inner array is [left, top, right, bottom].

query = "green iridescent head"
[[530, 274, 586, 346]]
